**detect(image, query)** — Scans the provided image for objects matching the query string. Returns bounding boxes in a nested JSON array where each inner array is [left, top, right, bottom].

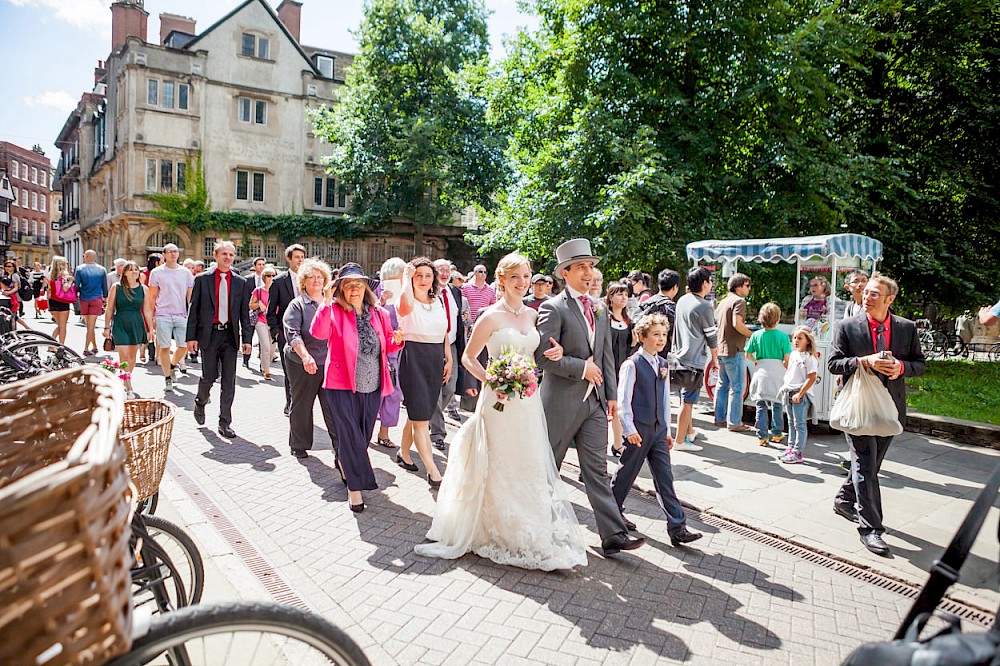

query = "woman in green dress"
[[103, 261, 154, 398]]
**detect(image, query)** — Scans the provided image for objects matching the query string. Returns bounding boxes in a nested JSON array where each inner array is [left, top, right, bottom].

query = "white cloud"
[[7, 0, 110, 36], [22, 90, 78, 112]]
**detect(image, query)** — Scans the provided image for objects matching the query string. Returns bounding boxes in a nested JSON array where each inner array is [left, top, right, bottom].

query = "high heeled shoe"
[[396, 453, 418, 472], [427, 474, 442, 488], [349, 502, 366, 513]]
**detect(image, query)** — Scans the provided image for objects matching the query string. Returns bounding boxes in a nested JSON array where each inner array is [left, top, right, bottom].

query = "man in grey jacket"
[[673, 267, 719, 451]]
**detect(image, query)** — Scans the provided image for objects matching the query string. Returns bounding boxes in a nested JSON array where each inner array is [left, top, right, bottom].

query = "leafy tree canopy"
[[311, 0, 508, 231], [474, 0, 998, 315]]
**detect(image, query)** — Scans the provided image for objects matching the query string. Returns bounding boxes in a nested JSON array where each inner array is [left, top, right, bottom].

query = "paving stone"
[[91, 328, 984, 666]]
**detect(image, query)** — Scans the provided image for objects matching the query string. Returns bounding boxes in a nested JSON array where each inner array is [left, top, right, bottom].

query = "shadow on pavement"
[[199, 428, 280, 472]]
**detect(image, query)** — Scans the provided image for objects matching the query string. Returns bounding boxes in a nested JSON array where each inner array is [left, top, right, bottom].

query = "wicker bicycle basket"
[[0, 366, 133, 666], [120, 400, 176, 502]]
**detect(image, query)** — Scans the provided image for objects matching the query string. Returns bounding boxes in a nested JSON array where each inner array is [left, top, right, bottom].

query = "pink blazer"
[[309, 301, 402, 396]]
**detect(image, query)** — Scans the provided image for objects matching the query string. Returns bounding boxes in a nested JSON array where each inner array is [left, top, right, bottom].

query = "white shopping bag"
[[829, 366, 903, 437]]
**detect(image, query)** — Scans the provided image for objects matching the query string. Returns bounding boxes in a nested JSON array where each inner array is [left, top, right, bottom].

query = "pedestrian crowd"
[[3, 240, 930, 561]]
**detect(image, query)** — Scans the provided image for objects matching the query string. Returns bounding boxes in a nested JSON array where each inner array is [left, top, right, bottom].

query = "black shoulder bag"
[[840, 462, 1000, 665]]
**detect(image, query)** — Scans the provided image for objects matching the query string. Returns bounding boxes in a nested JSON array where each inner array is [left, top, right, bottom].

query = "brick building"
[[0, 142, 52, 264]]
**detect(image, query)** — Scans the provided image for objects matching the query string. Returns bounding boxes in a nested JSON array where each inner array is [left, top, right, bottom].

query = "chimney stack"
[[276, 0, 302, 44], [111, 0, 149, 52], [94, 60, 107, 88], [159, 13, 197, 46]]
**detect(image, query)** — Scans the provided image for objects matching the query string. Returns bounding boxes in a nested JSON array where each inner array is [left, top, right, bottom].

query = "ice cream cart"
[[686, 234, 883, 422]]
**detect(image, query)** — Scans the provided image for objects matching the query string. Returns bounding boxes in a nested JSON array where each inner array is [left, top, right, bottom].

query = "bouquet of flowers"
[[484, 350, 539, 412], [99, 358, 131, 383]]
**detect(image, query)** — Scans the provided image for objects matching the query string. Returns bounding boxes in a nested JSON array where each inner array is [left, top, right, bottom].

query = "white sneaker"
[[165, 377, 174, 393], [676, 438, 703, 452]]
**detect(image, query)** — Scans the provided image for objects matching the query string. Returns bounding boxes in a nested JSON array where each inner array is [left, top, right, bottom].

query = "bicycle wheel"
[[108, 601, 372, 666], [2, 339, 83, 374], [0, 329, 56, 346], [143, 515, 205, 606], [989, 343, 1000, 363], [131, 516, 190, 613]]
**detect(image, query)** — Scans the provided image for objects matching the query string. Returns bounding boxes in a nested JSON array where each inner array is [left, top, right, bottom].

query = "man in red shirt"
[[186, 241, 253, 438], [828, 274, 925, 557]]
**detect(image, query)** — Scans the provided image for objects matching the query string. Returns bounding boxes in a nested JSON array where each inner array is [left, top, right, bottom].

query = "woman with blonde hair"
[[103, 260, 154, 398], [283, 259, 340, 461], [47, 256, 74, 344], [414, 253, 586, 570], [249, 265, 278, 379]]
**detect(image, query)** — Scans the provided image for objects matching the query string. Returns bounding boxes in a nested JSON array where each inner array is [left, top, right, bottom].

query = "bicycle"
[[2, 367, 372, 666], [0, 334, 83, 383]]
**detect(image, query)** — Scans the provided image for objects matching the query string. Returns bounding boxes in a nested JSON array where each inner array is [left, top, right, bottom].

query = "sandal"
[[377, 437, 395, 448]]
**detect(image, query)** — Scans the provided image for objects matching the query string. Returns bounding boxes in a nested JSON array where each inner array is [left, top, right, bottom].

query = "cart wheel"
[[703, 364, 750, 402]]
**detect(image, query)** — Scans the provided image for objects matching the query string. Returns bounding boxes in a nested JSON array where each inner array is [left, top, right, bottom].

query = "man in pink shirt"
[[461, 263, 496, 325]]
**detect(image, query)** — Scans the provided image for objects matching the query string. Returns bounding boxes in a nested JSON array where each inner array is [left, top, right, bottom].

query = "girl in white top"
[[395, 256, 452, 486], [779, 326, 818, 464]]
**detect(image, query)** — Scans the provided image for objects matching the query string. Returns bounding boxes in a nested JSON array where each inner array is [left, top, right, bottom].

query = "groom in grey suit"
[[536, 239, 646, 556]]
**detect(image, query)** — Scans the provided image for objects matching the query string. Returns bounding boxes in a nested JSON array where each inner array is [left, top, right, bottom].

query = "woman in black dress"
[[395, 257, 452, 487], [607, 281, 635, 457]]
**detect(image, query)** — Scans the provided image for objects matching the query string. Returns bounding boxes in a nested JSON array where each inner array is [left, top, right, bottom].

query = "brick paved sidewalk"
[[34, 317, 993, 664]]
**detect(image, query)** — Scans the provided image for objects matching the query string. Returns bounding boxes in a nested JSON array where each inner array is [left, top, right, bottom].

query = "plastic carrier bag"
[[829, 365, 903, 437]]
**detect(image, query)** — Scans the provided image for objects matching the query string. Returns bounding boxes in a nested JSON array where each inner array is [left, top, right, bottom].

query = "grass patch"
[[906, 359, 1000, 425]]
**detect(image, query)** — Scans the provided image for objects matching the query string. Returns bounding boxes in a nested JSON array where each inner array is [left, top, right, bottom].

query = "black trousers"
[[196, 328, 238, 427], [285, 349, 338, 454], [836, 433, 894, 534], [321, 388, 380, 492]]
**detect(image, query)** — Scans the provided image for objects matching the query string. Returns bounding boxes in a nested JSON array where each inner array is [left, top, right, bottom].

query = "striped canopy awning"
[[686, 234, 883, 264]]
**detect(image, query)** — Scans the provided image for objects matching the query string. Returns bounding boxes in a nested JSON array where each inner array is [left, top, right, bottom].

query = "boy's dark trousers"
[[611, 421, 687, 536]]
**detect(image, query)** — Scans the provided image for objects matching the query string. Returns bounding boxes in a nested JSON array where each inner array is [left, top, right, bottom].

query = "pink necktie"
[[578, 295, 594, 329]]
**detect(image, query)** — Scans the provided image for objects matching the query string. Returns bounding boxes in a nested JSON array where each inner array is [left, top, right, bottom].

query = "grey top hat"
[[555, 238, 601, 274]]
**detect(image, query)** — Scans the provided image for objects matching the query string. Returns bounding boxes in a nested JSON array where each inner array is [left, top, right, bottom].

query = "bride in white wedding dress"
[[414, 254, 588, 571]]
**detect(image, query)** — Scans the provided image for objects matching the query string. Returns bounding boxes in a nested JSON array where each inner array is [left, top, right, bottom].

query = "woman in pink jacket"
[[310, 263, 403, 513]]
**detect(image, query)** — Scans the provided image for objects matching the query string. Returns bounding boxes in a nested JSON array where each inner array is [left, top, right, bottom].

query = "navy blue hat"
[[333, 262, 378, 291]]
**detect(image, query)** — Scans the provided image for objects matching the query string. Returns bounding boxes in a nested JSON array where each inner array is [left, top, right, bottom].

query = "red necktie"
[[578, 295, 594, 329], [441, 289, 451, 333]]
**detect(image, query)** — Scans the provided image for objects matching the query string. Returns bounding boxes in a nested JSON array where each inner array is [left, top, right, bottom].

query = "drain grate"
[[567, 460, 998, 628], [166, 460, 310, 611]]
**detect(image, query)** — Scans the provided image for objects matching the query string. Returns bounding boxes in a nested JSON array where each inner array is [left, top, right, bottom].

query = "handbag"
[[103, 336, 115, 352], [829, 365, 903, 437], [52, 277, 76, 303], [840, 463, 1000, 665]]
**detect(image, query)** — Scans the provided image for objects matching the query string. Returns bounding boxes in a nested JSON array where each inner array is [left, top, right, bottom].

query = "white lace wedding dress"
[[414, 327, 587, 571]]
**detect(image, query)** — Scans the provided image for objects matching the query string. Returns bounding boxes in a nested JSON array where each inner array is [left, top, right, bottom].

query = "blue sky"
[[0, 0, 537, 168]]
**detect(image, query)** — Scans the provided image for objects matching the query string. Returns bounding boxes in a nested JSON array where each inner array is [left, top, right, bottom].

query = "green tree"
[[833, 0, 999, 315], [311, 0, 507, 248], [477, 0, 876, 275]]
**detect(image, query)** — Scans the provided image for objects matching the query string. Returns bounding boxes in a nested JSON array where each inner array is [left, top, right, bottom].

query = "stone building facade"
[[55, 0, 474, 274]]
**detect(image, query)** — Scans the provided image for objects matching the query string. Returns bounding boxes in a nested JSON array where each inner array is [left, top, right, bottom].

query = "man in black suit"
[[429, 258, 469, 450], [266, 244, 306, 416], [186, 240, 253, 439], [828, 274, 925, 557]]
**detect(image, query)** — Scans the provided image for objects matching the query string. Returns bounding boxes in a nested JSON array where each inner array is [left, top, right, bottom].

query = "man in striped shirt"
[[461, 263, 496, 325]]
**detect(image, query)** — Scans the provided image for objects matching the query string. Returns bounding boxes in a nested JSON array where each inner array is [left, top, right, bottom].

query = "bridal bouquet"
[[484, 350, 539, 412]]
